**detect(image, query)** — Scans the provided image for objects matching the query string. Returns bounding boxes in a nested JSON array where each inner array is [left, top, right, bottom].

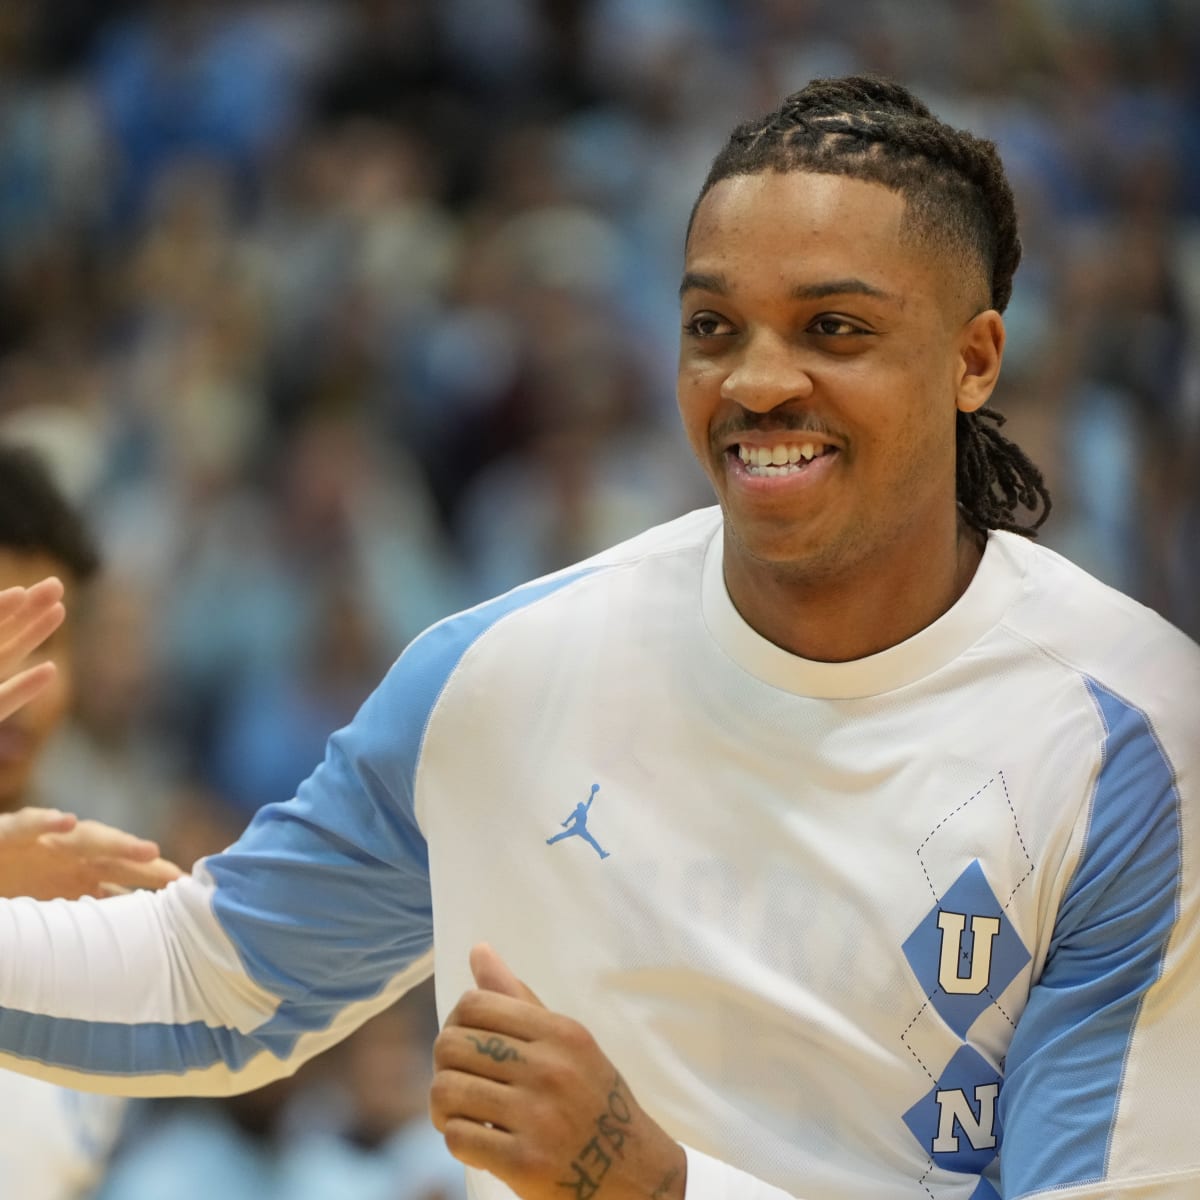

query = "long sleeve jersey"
[[1, 508, 1197, 1199]]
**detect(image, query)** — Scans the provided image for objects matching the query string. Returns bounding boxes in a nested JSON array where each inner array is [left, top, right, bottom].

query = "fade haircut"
[[0, 443, 100, 581], [690, 75, 1051, 537]]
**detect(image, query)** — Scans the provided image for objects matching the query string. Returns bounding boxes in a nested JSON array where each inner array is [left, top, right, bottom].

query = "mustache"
[[710, 412, 840, 443]]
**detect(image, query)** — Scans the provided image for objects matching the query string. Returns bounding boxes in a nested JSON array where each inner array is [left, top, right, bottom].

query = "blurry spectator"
[[207, 579, 390, 816], [456, 311, 703, 596], [94, 1079, 304, 1200], [90, 0, 309, 225], [157, 412, 463, 766], [35, 573, 179, 842], [283, 985, 467, 1200]]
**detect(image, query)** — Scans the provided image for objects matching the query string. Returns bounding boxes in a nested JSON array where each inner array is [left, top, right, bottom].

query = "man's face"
[[678, 170, 995, 588], [0, 551, 74, 812]]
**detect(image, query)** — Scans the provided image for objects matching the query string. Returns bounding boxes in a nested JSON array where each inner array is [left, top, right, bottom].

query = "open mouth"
[[729, 441, 838, 477]]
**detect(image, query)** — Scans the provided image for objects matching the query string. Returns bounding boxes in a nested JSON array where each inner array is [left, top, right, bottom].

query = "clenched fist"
[[432, 945, 686, 1200]]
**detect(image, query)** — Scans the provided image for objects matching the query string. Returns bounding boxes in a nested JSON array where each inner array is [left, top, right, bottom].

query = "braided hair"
[[690, 76, 1051, 537]]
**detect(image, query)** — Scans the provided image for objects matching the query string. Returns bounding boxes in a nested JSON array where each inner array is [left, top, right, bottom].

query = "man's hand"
[[0, 579, 65, 722], [431, 944, 687, 1200], [0, 807, 184, 900]]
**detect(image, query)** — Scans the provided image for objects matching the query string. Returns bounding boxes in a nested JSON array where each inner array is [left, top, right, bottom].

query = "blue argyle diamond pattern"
[[902, 859, 1031, 1037], [903, 1044, 1004, 1174], [969, 1178, 1001, 1200]]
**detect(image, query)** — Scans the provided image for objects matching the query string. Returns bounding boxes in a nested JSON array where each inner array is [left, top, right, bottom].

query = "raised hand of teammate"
[[0, 578, 65, 723], [431, 943, 687, 1200], [0, 807, 184, 901]]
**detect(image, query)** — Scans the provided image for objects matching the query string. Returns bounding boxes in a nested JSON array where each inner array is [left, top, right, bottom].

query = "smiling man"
[[0, 77, 1196, 1200], [678, 165, 1012, 663]]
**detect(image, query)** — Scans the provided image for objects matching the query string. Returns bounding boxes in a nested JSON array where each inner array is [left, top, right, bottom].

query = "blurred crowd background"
[[0, 0, 1197, 1196]]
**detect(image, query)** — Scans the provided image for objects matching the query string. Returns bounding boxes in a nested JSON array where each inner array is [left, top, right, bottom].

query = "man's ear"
[[956, 309, 1005, 414]]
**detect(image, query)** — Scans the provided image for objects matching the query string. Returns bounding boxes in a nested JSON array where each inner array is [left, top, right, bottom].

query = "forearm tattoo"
[[466, 1033, 524, 1063], [556, 1074, 634, 1199]]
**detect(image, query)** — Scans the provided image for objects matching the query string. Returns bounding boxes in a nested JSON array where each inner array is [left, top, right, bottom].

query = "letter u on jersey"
[[936, 910, 1002, 995]]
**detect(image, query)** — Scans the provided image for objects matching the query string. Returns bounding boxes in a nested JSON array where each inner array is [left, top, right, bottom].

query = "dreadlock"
[[691, 75, 1051, 537]]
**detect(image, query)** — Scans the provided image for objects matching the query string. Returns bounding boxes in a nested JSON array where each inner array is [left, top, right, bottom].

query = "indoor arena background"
[[0, 2, 1196, 1198]]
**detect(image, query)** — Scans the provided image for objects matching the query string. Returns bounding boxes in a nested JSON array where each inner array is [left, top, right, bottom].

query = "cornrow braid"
[[691, 75, 1051, 537]]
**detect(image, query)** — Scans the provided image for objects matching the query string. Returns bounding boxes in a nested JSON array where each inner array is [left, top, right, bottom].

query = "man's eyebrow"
[[790, 279, 897, 302], [679, 273, 899, 303], [679, 271, 727, 298]]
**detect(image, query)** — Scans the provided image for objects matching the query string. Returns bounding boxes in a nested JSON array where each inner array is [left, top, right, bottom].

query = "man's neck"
[[723, 524, 987, 663]]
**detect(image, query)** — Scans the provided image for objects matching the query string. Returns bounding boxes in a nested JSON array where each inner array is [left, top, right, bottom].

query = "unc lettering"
[[936, 910, 1001, 995], [932, 1081, 1000, 1153]]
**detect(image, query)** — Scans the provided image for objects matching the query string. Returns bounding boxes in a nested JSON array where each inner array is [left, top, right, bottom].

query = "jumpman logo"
[[546, 783, 609, 860]]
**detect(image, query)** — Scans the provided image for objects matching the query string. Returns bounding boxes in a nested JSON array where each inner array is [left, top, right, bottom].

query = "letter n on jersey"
[[904, 1045, 1004, 1174]]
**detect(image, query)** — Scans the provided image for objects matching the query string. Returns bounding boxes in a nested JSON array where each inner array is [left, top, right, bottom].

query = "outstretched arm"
[[0, 642, 438, 1099]]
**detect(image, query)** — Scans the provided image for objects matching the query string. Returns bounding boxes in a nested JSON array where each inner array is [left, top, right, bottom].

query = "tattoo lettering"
[[650, 1168, 680, 1199], [556, 1144, 607, 1200], [605, 1075, 632, 1123], [596, 1111, 627, 1158], [466, 1034, 523, 1063], [557, 1163, 599, 1200], [557, 1074, 635, 1199]]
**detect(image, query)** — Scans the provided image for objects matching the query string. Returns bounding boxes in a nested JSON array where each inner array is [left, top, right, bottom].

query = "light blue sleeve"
[[0, 644, 439, 1090], [198, 664, 438, 1054], [997, 679, 1186, 1198], [203, 568, 596, 1056], [0, 571, 592, 1092]]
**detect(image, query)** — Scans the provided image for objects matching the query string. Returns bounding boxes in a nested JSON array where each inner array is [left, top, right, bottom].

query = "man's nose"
[[719, 330, 815, 413]]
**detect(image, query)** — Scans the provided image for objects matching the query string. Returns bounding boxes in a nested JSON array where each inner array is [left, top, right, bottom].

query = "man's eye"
[[810, 317, 860, 336], [684, 314, 732, 338]]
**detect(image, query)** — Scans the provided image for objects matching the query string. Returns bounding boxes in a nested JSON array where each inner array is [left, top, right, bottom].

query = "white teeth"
[[735, 442, 829, 474]]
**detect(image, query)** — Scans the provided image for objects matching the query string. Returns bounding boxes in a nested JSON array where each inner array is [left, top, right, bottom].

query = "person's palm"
[[0, 807, 183, 901], [0, 579, 65, 722]]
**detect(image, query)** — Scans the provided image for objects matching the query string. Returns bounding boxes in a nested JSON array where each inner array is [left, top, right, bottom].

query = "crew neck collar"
[[700, 527, 1027, 699]]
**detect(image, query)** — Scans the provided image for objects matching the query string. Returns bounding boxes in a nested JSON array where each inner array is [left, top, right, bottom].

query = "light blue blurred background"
[[0, 2, 1196, 1193]]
